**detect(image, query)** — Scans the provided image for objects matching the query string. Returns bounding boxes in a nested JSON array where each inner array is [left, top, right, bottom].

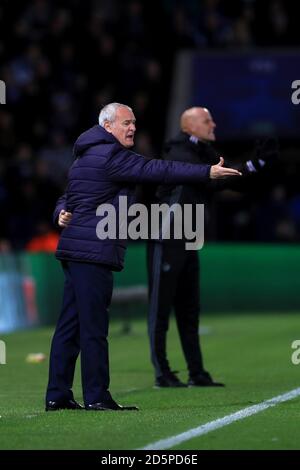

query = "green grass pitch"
[[0, 312, 300, 450]]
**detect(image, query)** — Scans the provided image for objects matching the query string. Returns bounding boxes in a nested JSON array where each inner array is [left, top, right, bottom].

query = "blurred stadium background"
[[1, 0, 300, 452], [0, 0, 300, 331]]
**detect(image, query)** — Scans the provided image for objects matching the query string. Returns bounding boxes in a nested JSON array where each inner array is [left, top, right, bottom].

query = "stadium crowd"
[[0, 0, 299, 250]]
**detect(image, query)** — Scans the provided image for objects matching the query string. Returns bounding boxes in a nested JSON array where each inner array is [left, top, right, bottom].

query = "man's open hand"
[[210, 157, 242, 179]]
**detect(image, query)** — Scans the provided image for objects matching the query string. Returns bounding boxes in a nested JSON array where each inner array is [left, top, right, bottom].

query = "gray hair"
[[98, 102, 132, 127]]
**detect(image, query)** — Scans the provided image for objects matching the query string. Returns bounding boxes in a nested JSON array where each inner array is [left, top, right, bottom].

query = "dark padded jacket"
[[55, 125, 211, 270]]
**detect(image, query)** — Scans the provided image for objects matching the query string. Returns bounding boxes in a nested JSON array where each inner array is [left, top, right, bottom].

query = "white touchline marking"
[[139, 387, 300, 450]]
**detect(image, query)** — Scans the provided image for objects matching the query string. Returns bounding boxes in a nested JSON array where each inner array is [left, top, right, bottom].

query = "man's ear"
[[104, 121, 112, 133]]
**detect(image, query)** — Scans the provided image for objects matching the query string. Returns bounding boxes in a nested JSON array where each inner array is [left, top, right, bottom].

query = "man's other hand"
[[210, 157, 242, 179], [254, 137, 279, 166], [58, 210, 73, 228]]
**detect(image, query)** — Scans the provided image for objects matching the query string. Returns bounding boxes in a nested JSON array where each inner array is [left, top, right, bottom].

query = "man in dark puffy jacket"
[[45, 103, 241, 412]]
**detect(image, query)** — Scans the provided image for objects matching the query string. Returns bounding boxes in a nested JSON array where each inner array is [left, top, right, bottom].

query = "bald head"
[[180, 107, 216, 142]]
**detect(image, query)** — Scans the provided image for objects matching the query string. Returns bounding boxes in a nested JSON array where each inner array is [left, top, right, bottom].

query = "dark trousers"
[[147, 242, 204, 378], [46, 260, 113, 405]]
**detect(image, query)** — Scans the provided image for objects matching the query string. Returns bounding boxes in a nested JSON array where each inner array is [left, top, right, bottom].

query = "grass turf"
[[0, 312, 300, 450]]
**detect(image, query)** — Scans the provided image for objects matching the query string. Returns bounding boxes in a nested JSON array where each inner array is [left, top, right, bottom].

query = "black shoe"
[[155, 371, 187, 388], [85, 398, 139, 411], [45, 399, 84, 411], [188, 371, 225, 387]]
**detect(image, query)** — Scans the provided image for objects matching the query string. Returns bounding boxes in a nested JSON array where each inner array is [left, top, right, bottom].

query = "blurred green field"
[[0, 312, 300, 450]]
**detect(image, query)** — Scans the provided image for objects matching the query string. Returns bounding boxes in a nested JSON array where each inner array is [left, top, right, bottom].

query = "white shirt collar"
[[189, 135, 199, 145]]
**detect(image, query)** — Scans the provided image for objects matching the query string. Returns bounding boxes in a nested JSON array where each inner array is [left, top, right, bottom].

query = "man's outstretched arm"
[[105, 146, 241, 184]]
